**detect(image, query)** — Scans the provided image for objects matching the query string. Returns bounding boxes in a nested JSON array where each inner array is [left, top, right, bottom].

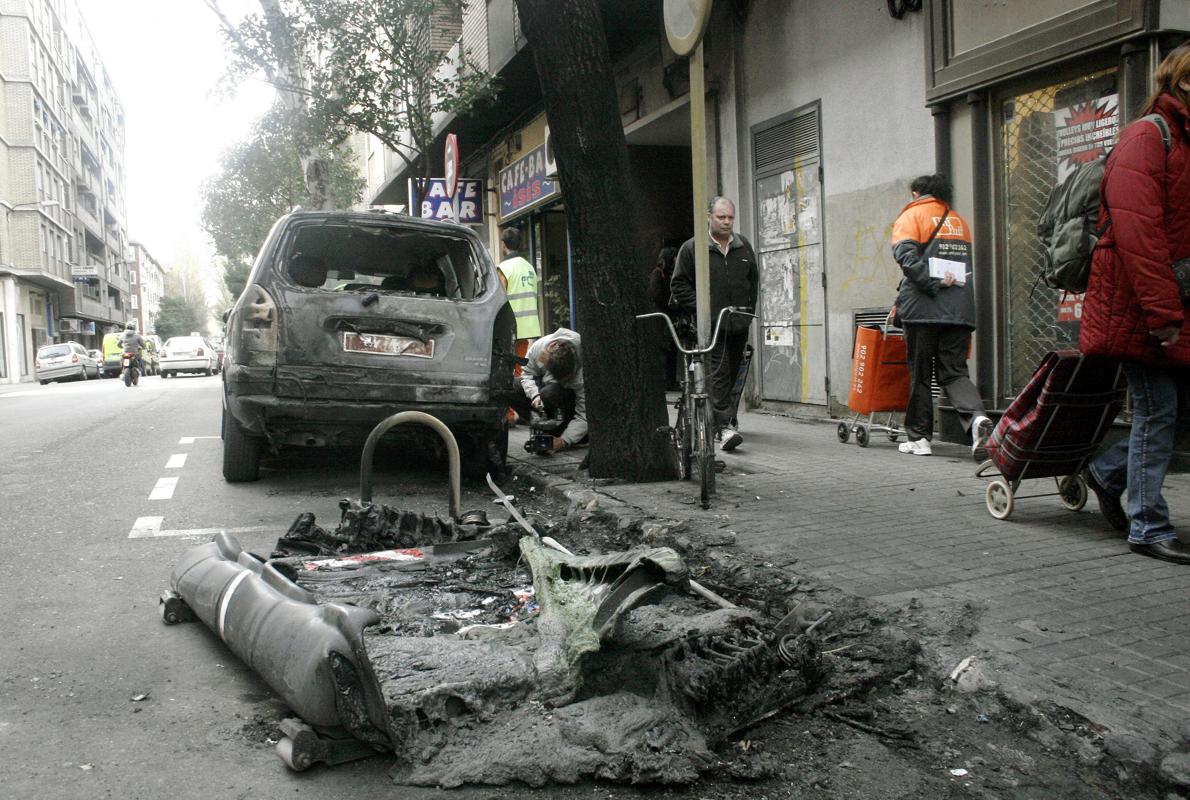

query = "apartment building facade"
[[128, 240, 164, 336], [0, 0, 131, 382], [363, 0, 1189, 426]]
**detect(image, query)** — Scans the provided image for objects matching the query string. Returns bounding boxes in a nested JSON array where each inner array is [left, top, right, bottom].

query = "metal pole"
[[689, 40, 715, 498], [690, 41, 711, 352]]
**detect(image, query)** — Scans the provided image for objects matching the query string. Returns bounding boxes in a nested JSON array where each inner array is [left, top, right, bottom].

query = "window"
[[130, 295, 138, 310], [998, 68, 1118, 396], [130, 269, 137, 285], [284, 222, 485, 300]]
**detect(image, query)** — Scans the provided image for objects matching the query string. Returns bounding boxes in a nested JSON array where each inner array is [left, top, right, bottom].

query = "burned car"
[[220, 211, 516, 482]]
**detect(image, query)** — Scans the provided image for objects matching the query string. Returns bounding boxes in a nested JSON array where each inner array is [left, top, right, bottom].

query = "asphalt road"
[[0, 373, 507, 799]]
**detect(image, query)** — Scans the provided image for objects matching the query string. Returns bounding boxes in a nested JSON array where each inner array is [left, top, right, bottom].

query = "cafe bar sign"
[[499, 144, 559, 221]]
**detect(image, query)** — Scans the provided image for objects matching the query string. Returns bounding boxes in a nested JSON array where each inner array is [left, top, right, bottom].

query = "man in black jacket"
[[670, 197, 758, 451]]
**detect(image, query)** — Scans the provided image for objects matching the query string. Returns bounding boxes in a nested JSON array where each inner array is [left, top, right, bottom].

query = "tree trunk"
[[514, 0, 674, 481], [257, 0, 331, 209]]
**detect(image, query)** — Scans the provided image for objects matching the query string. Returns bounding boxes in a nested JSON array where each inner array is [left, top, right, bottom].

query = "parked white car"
[[160, 336, 218, 378], [35, 341, 100, 383]]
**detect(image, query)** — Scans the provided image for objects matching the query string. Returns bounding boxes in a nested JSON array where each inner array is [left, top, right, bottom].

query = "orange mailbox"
[[848, 325, 910, 415]]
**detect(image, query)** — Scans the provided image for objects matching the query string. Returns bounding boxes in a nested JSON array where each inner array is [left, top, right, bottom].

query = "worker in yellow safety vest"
[[497, 227, 542, 424]]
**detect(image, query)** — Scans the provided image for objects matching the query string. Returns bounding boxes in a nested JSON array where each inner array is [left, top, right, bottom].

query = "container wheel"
[[836, 422, 850, 443], [986, 479, 1014, 520], [855, 425, 870, 448], [1058, 474, 1088, 511]]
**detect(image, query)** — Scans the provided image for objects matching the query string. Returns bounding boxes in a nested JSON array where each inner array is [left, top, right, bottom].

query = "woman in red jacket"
[[1082, 43, 1190, 564]]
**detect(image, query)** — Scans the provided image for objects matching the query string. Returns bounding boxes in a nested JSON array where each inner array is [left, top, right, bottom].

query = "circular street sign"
[[444, 133, 459, 198], [663, 0, 712, 56]]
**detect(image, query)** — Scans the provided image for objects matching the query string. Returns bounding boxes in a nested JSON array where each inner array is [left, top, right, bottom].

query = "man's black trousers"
[[902, 323, 985, 441], [708, 330, 749, 431], [512, 380, 576, 429]]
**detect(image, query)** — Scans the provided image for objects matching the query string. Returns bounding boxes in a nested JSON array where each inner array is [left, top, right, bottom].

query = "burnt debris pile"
[[263, 498, 829, 786], [165, 492, 924, 786]]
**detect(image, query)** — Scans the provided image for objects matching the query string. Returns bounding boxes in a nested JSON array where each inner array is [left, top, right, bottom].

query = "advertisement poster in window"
[[1053, 94, 1118, 324]]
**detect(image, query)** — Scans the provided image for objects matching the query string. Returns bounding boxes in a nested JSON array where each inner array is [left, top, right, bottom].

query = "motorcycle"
[[122, 350, 140, 387]]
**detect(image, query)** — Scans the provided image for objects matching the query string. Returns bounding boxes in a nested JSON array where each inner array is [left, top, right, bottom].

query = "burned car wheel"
[[222, 408, 263, 482]]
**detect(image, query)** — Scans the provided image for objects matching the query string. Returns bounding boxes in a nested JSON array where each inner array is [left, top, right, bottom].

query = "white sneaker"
[[897, 438, 932, 456], [971, 415, 993, 460], [719, 428, 743, 452]]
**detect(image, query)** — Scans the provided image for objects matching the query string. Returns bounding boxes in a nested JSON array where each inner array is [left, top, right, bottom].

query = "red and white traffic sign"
[[444, 133, 460, 199]]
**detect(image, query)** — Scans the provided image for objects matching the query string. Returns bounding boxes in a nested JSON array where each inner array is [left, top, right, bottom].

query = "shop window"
[[998, 68, 1117, 396]]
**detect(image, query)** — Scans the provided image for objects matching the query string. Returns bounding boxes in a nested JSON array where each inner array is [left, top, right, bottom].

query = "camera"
[[524, 415, 565, 455]]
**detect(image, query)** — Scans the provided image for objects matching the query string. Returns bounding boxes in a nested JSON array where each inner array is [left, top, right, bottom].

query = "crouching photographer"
[[512, 328, 587, 455]]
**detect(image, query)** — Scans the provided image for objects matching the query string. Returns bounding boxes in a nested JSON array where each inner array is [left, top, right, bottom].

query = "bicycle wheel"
[[693, 396, 715, 508], [674, 395, 692, 480]]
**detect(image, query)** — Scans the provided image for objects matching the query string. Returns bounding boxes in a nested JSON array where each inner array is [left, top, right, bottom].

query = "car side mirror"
[[222, 308, 232, 323]]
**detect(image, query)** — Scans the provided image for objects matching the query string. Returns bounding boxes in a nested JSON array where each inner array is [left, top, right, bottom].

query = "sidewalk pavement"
[[508, 407, 1190, 751]]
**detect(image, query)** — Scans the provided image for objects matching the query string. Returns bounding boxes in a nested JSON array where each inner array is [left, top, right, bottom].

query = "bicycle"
[[636, 306, 755, 509]]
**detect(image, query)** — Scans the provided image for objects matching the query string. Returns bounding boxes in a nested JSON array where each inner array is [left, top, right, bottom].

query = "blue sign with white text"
[[499, 145, 559, 221], [408, 179, 483, 224]]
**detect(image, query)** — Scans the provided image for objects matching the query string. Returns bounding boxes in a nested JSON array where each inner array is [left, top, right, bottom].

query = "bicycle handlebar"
[[636, 306, 756, 356]]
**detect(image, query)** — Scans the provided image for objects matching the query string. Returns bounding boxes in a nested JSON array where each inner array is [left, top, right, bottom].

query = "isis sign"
[[498, 144, 559, 221], [408, 179, 483, 224]]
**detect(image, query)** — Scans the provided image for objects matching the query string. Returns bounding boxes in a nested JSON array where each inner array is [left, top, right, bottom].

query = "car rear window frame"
[[273, 218, 489, 301]]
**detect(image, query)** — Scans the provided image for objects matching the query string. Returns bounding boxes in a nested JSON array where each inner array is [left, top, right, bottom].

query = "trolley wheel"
[[836, 422, 850, 443], [986, 479, 1015, 520], [855, 426, 870, 448], [888, 431, 900, 442], [1058, 474, 1088, 511], [276, 736, 313, 771]]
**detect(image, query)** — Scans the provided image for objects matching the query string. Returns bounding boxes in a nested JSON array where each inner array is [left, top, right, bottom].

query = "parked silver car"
[[35, 341, 100, 383], [220, 211, 515, 482], [160, 336, 218, 378]]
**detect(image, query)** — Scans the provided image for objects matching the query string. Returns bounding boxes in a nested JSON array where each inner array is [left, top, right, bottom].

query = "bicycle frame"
[[637, 307, 754, 508]]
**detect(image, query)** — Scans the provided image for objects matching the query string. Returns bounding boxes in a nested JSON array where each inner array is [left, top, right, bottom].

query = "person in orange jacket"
[[889, 174, 991, 457]]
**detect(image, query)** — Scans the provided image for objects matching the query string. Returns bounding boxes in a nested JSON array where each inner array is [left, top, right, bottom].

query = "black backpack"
[[1037, 113, 1171, 293]]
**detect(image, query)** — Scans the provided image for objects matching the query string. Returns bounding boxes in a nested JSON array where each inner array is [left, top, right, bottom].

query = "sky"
[[76, 0, 276, 291]]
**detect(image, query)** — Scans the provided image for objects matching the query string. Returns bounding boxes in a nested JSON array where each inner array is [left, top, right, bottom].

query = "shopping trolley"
[[837, 324, 910, 448], [975, 351, 1126, 520]]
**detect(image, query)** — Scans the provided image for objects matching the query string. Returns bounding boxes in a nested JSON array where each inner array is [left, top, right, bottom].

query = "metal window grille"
[[998, 69, 1117, 397]]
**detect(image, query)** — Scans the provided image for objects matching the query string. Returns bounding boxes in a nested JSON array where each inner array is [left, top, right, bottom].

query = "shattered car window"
[[282, 221, 484, 300]]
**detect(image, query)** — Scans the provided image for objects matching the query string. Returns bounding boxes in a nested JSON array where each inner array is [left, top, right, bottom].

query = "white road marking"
[[165, 453, 188, 469], [127, 516, 267, 539], [149, 476, 178, 500], [129, 516, 165, 537], [178, 436, 219, 444]]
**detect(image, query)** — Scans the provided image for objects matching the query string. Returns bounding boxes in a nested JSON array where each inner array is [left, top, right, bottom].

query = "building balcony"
[[73, 120, 99, 163], [74, 198, 102, 238]]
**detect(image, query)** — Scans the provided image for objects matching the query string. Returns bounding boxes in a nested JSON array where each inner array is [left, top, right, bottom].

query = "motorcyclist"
[[119, 321, 145, 376]]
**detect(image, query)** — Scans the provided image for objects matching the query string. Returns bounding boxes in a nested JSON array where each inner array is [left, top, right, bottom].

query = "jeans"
[[1090, 362, 1180, 545], [902, 324, 986, 441]]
